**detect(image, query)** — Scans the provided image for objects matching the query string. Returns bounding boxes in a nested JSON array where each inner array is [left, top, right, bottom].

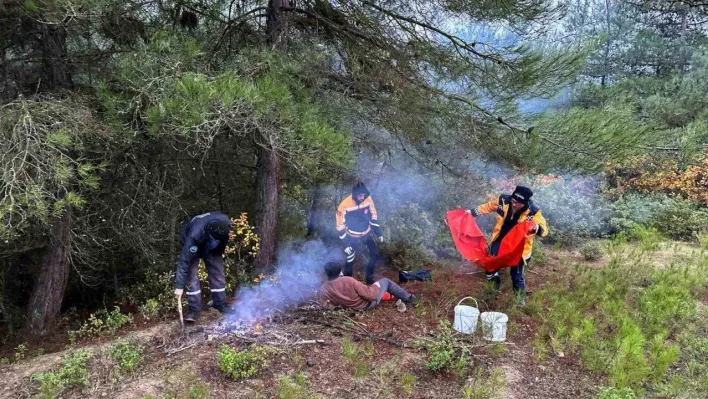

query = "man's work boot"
[[184, 309, 199, 323]]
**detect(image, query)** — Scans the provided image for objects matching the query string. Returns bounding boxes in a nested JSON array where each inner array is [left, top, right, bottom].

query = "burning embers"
[[194, 317, 268, 342], [218, 317, 266, 334]]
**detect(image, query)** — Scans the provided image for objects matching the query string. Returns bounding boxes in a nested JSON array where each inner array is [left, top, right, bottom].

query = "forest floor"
[[0, 241, 703, 399]]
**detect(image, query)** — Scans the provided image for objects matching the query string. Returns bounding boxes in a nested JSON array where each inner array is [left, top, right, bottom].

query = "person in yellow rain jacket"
[[467, 185, 549, 306], [336, 182, 383, 284]]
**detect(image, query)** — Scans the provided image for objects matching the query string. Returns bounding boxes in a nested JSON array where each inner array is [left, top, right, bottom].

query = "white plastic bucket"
[[480, 311, 508, 342], [453, 297, 480, 334]]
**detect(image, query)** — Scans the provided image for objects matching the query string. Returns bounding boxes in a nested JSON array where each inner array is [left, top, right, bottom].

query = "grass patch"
[[155, 367, 211, 399], [460, 367, 505, 399], [276, 372, 319, 399], [400, 372, 416, 395], [341, 336, 374, 378], [529, 241, 707, 396]]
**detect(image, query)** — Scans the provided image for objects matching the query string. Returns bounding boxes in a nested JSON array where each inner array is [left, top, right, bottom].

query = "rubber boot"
[[184, 309, 199, 323]]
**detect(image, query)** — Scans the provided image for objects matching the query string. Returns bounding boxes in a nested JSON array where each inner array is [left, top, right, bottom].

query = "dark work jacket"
[[175, 212, 230, 289]]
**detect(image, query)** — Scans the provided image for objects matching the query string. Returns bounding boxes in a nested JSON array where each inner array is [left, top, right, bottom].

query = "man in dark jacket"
[[336, 182, 383, 284], [174, 211, 233, 322]]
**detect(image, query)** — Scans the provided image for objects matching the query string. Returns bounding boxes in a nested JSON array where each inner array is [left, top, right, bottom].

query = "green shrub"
[[628, 225, 661, 251], [14, 343, 28, 362], [119, 270, 175, 315], [420, 320, 470, 374], [609, 193, 663, 233], [70, 306, 133, 341], [530, 177, 611, 246], [697, 233, 708, 249], [383, 202, 438, 270], [138, 298, 161, 321], [217, 345, 271, 380], [185, 381, 211, 399], [159, 368, 212, 399], [453, 347, 471, 377], [650, 196, 708, 241], [387, 203, 436, 247], [32, 350, 93, 398], [383, 241, 436, 271], [109, 340, 143, 375], [610, 193, 708, 241], [636, 267, 698, 336], [669, 326, 708, 396], [580, 241, 604, 261], [434, 219, 459, 259]]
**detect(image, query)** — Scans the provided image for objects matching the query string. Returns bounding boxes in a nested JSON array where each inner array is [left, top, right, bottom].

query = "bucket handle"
[[457, 296, 479, 309]]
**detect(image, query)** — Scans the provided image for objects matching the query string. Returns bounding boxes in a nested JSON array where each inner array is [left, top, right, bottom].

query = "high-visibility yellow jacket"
[[336, 195, 381, 238], [473, 194, 549, 261]]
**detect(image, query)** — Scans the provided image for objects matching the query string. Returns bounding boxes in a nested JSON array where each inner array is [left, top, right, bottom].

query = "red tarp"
[[446, 209, 533, 272]]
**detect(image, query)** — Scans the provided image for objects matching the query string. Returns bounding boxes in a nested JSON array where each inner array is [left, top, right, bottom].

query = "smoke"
[[225, 239, 341, 324], [352, 148, 614, 244], [483, 172, 613, 239]]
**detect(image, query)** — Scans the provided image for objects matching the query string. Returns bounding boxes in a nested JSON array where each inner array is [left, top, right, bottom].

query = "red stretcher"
[[446, 209, 533, 272]]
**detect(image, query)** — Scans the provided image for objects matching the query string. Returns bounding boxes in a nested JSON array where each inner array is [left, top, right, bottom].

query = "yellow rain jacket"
[[474, 194, 549, 261]]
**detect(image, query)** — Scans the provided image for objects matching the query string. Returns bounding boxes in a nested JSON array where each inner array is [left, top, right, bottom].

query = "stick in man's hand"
[[177, 294, 185, 330]]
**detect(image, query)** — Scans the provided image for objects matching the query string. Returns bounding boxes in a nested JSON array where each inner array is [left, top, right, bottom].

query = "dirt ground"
[[0, 249, 605, 399]]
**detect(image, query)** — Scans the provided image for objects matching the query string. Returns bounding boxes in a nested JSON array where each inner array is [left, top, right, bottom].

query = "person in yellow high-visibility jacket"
[[467, 185, 549, 306], [336, 182, 383, 284]]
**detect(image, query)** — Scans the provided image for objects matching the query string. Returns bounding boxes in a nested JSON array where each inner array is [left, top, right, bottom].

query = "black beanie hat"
[[511, 185, 533, 204], [352, 181, 370, 198]]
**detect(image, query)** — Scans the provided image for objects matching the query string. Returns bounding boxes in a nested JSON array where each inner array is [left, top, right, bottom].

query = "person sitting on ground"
[[320, 261, 419, 311]]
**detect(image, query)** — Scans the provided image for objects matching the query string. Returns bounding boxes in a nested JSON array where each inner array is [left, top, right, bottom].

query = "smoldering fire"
[[218, 239, 341, 329]]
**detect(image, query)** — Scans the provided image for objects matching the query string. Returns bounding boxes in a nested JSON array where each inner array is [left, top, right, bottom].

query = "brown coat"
[[320, 276, 379, 310]]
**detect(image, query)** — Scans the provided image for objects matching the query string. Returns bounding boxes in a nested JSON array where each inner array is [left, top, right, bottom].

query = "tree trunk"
[[601, 0, 612, 87], [252, 0, 290, 270], [39, 22, 72, 91], [266, 0, 291, 46], [306, 186, 322, 238], [27, 209, 72, 335], [253, 145, 280, 270]]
